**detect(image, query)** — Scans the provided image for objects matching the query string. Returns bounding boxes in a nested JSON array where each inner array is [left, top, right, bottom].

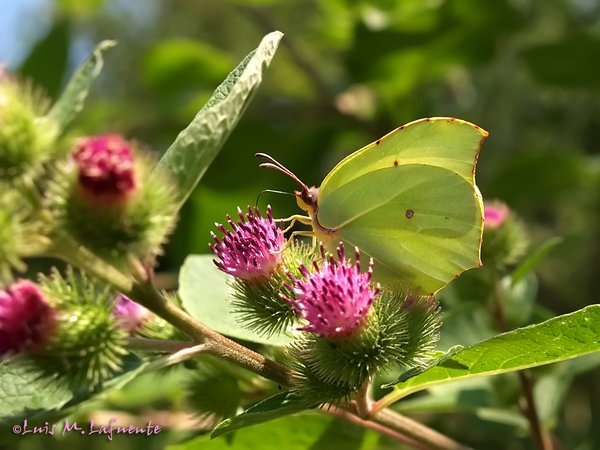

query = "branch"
[[46, 236, 470, 448], [325, 406, 429, 450], [373, 408, 473, 450]]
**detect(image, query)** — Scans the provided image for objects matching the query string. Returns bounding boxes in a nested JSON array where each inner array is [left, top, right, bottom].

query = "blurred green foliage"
[[3, 0, 599, 449]]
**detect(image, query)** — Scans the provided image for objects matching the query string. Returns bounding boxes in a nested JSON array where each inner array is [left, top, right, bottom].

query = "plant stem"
[[518, 370, 554, 450], [49, 235, 293, 386], [373, 408, 473, 450], [325, 406, 429, 450], [126, 280, 293, 387], [353, 379, 373, 419], [47, 237, 470, 448], [490, 275, 553, 450], [48, 234, 134, 293], [145, 343, 210, 370], [126, 337, 193, 352]]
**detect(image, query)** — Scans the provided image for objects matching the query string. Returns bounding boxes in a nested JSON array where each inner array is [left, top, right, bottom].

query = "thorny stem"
[[48, 239, 471, 449]]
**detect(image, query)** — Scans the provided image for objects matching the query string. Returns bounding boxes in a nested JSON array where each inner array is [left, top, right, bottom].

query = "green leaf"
[[171, 412, 381, 450], [211, 391, 310, 438], [511, 237, 563, 286], [152, 31, 283, 209], [0, 355, 147, 427], [0, 359, 73, 423], [46, 40, 116, 132], [378, 305, 600, 408], [179, 254, 294, 346]]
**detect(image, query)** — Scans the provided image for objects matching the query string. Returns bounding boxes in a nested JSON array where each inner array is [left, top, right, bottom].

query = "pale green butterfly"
[[258, 117, 488, 295]]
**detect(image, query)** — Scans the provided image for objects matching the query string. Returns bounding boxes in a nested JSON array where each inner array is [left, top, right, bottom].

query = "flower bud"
[[285, 246, 442, 405], [482, 200, 528, 270], [112, 294, 149, 335], [48, 134, 178, 265], [0, 280, 56, 358], [209, 206, 304, 336], [484, 200, 509, 230], [0, 76, 56, 183], [210, 206, 285, 282], [72, 135, 137, 206], [282, 243, 379, 338], [30, 267, 129, 390]]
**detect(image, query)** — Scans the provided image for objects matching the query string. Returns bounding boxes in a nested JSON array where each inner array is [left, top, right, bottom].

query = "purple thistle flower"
[[0, 280, 56, 357], [484, 200, 510, 230], [112, 294, 149, 335], [282, 243, 380, 338], [210, 206, 285, 282], [72, 134, 137, 204]]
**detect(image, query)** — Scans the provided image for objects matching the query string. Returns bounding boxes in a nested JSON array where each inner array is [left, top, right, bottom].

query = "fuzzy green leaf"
[[47, 40, 116, 131], [179, 254, 294, 346], [379, 305, 600, 408], [153, 31, 283, 209], [211, 391, 310, 438]]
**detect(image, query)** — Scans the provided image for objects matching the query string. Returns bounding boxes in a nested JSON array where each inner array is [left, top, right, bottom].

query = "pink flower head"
[[210, 206, 285, 282], [282, 243, 380, 338], [0, 280, 56, 357], [72, 134, 137, 204], [112, 294, 149, 334], [484, 200, 510, 230]]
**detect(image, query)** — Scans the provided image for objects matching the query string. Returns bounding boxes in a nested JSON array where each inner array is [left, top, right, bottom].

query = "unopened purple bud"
[[484, 200, 510, 229], [112, 294, 149, 334], [210, 206, 285, 282], [72, 134, 137, 205], [0, 280, 56, 357], [281, 243, 380, 339]]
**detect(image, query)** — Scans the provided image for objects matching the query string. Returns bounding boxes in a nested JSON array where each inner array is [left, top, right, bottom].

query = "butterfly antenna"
[[255, 189, 295, 208], [256, 153, 310, 192]]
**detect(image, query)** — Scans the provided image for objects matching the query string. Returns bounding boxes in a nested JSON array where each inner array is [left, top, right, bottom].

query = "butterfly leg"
[[276, 214, 312, 234]]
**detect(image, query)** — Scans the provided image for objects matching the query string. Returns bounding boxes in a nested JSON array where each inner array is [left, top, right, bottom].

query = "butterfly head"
[[295, 185, 319, 215], [256, 152, 319, 215]]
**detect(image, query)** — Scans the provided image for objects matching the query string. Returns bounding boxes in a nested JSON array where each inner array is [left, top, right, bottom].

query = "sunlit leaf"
[[152, 31, 283, 210], [378, 305, 600, 409]]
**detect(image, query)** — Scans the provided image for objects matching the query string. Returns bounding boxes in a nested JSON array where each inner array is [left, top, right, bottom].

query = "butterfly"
[[258, 117, 488, 295]]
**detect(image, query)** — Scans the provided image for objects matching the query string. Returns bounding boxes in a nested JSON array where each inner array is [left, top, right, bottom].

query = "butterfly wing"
[[317, 117, 488, 295]]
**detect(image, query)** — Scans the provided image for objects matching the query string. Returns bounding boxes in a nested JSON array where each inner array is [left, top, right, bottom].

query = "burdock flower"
[[484, 200, 509, 229], [210, 206, 285, 282], [0, 280, 56, 357], [72, 134, 137, 204], [283, 243, 380, 338], [112, 294, 149, 335]]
